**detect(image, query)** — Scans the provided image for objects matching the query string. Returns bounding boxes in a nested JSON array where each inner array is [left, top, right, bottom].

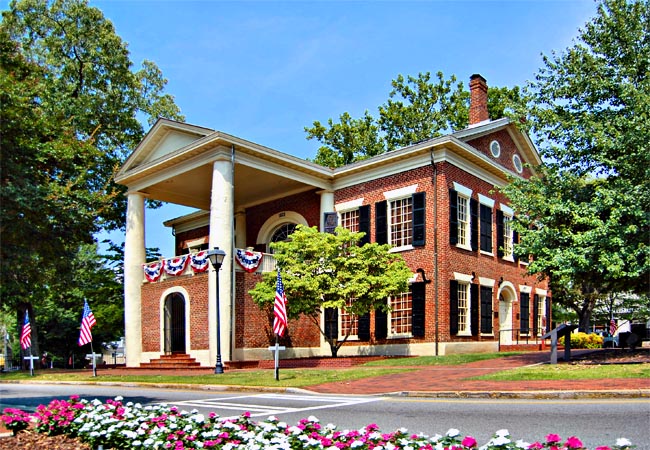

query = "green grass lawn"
[[470, 363, 650, 381]]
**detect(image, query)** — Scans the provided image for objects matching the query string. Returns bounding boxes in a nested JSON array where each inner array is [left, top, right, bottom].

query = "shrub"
[[559, 332, 604, 349]]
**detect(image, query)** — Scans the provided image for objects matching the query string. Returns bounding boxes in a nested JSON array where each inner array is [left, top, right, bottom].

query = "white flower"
[[496, 429, 509, 437], [516, 439, 530, 448], [617, 438, 633, 446], [446, 428, 460, 437], [492, 435, 511, 445], [307, 415, 319, 422]]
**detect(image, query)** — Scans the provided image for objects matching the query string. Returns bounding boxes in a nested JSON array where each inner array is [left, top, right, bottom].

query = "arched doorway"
[[498, 283, 515, 345], [163, 293, 186, 354]]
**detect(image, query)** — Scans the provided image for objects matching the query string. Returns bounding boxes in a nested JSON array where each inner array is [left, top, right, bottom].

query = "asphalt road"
[[1, 383, 648, 448]]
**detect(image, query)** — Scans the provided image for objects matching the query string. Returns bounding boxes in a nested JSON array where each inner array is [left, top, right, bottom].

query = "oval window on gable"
[[490, 140, 501, 158], [513, 154, 523, 173]]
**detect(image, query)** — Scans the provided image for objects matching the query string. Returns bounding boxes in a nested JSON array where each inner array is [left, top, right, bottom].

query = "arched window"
[[270, 223, 297, 247]]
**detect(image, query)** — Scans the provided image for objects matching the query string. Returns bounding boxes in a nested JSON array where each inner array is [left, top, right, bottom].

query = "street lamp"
[[207, 247, 227, 374]]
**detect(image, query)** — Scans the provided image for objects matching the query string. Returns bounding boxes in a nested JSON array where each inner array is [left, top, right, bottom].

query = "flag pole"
[[274, 334, 280, 381], [90, 341, 97, 377]]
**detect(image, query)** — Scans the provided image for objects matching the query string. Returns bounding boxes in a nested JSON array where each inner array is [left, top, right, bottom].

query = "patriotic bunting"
[[235, 249, 264, 273], [164, 255, 190, 276], [143, 261, 163, 282], [190, 251, 210, 273]]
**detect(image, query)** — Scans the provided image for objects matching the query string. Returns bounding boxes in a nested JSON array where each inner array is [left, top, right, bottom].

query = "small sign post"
[[86, 353, 101, 377], [23, 354, 38, 376], [268, 343, 286, 381]]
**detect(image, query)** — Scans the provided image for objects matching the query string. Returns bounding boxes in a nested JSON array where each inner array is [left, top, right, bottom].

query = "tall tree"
[[504, 0, 649, 331], [249, 226, 412, 357], [306, 71, 521, 167], [0, 0, 183, 347]]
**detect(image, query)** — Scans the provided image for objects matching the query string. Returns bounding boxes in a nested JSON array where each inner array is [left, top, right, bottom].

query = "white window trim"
[[478, 194, 495, 208], [519, 285, 532, 294], [500, 204, 515, 262], [338, 309, 359, 341], [453, 182, 473, 198], [456, 280, 472, 337], [479, 277, 495, 287], [535, 288, 548, 296], [384, 184, 418, 201], [335, 198, 364, 213], [387, 290, 413, 339], [454, 272, 474, 282], [500, 204, 514, 216]]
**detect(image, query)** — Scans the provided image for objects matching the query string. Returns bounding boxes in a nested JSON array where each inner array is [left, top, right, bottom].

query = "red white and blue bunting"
[[164, 255, 190, 276], [143, 261, 163, 282], [190, 251, 210, 273], [235, 249, 263, 273]]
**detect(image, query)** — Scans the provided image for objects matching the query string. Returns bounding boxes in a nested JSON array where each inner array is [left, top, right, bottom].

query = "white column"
[[124, 192, 146, 367], [235, 210, 247, 248], [209, 158, 234, 364], [318, 190, 335, 232]]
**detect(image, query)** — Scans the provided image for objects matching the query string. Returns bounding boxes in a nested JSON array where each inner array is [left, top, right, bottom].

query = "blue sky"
[[3, 0, 598, 257]]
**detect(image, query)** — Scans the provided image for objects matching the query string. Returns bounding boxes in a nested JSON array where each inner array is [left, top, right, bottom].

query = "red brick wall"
[[245, 189, 321, 249], [141, 273, 210, 352], [174, 226, 209, 256], [465, 129, 534, 179], [235, 272, 321, 349]]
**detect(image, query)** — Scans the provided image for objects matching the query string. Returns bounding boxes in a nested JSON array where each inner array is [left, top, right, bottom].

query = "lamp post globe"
[[207, 247, 227, 374]]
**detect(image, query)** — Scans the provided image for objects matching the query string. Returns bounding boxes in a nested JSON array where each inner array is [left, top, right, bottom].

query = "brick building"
[[115, 74, 550, 368]]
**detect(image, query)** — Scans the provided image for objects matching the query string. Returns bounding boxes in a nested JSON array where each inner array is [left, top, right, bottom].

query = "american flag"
[[20, 311, 31, 350], [273, 268, 288, 337], [610, 318, 617, 336], [78, 300, 97, 346]]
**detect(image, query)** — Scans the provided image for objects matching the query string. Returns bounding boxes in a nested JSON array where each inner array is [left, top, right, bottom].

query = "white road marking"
[[170, 393, 384, 419]]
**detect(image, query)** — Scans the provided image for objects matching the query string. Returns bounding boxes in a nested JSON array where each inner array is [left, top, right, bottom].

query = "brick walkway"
[[304, 351, 650, 396]]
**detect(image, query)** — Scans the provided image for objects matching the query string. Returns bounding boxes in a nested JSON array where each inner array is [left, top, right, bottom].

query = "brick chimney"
[[469, 74, 489, 125]]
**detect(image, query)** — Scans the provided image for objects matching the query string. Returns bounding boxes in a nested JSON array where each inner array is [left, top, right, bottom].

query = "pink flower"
[[546, 434, 562, 443], [528, 443, 544, 449], [462, 436, 477, 447], [595, 447, 611, 450], [565, 436, 584, 448]]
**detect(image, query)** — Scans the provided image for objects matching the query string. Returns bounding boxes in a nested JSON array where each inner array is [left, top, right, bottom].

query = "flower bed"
[[1, 396, 635, 449]]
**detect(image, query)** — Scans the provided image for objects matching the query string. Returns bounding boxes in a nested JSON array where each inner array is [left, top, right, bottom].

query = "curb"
[[1, 380, 648, 399]]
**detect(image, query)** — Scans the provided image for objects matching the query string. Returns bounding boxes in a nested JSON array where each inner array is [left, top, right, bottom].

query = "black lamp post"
[[207, 247, 227, 374]]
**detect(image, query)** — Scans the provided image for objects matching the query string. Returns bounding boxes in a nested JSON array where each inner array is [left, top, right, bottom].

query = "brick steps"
[[139, 353, 206, 370]]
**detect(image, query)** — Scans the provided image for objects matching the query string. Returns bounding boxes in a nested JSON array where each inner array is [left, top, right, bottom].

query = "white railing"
[[142, 250, 276, 283]]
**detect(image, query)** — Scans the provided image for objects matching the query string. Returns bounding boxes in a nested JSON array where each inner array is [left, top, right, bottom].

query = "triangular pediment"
[[118, 118, 214, 176]]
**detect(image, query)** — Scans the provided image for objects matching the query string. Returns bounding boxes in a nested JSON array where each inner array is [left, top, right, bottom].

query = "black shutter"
[[470, 283, 479, 336], [450, 280, 459, 335], [359, 205, 371, 246], [496, 209, 504, 258], [324, 212, 337, 234], [411, 283, 426, 337], [480, 286, 493, 334], [375, 308, 388, 340], [533, 294, 539, 336], [513, 229, 519, 262], [375, 201, 387, 245], [546, 297, 552, 332], [449, 189, 458, 245], [412, 192, 426, 246], [480, 204, 493, 253], [324, 308, 338, 340], [520, 293, 530, 334], [470, 198, 478, 251], [358, 312, 370, 341]]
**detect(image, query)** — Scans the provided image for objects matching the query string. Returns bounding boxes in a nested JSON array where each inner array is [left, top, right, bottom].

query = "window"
[[497, 205, 515, 260], [533, 293, 547, 336], [375, 188, 425, 248], [450, 277, 478, 336], [520, 292, 530, 335], [389, 197, 413, 248], [490, 140, 501, 158], [449, 183, 476, 251], [340, 299, 359, 339], [389, 291, 412, 336], [457, 195, 469, 247], [513, 154, 523, 173], [480, 286, 493, 334], [340, 209, 360, 232], [271, 223, 297, 245], [457, 282, 470, 335]]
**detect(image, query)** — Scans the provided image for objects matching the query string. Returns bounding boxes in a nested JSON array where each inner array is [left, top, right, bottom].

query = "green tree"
[[306, 71, 522, 167], [0, 0, 183, 354], [503, 0, 649, 331], [249, 226, 412, 357]]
